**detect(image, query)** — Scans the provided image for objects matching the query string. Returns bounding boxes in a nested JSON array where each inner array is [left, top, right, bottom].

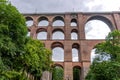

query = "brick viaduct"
[[24, 12, 120, 80]]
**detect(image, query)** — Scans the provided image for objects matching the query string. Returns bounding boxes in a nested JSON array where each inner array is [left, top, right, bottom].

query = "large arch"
[[85, 16, 114, 39]]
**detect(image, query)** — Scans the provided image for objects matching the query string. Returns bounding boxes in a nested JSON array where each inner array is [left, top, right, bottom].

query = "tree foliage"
[[86, 30, 120, 80], [52, 66, 64, 80], [0, 0, 52, 79]]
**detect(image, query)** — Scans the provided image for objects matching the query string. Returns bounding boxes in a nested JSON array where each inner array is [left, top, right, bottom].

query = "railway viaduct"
[[24, 12, 120, 80]]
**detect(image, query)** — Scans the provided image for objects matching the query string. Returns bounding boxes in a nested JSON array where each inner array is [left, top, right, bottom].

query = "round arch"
[[38, 16, 49, 26], [51, 42, 64, 49], [72, 43, 80, 62], [36, 28, 47, 40], [53, 64, 64, 69], [71, 29, 78, 40], [52, 29, 65, 40], [25, 16, 34, 27], [51, 42, 64, 62], [71, 18, 77, 26], [52, 16, 65, 26], [73, 66, 81, 80], [85, 15, 114, 39], [86, 15, 114, 30]]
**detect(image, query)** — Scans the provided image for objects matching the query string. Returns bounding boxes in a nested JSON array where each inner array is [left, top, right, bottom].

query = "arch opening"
[[71, 19, 77, 26], [25, 17, 33, 27], [71, 32, 78, 40], [52, 47, 64, 62], [91, 48, 111, 63], [38, 17, 49, 26], [52, 66, 64, 80], [52, 30, 64, 40], [72, 43, 79, 62], [52, 16, 64, 26], [37, 31, 47, 40], [85, 16, 113, 39], [73, 66, 81, 80]]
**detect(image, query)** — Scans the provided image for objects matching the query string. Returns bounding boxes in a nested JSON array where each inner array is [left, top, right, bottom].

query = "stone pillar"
[[47, 17, 53, 40], [41, 71, 52, 80], [81, 62, 90, 80], [113, 13, 120, 30], [64, 41, 72, 62], [64, 14, 71, 40], [64, 62, 73, 80], [78, 13, 86, 39]]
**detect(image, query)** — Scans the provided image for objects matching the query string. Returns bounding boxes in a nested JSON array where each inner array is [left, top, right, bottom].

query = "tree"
[[0, 0, 52, 79], [23, 38, 52, 78], [52, 66, 64, 80], [85, 30, 120, 80]]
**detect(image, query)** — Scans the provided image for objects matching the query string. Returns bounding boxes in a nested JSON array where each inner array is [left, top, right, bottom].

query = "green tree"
[[86, 30, 120, 80], [52, 66, 64, 80], [0, 0, 52, 79], [23, 38, 52, 78]]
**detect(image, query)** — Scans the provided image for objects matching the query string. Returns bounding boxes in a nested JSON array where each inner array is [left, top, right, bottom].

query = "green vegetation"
[[73, 68, 80, 80], [0, 0, 52, 80], [85, 30, 120, 80], [52, 66, 64, 80]]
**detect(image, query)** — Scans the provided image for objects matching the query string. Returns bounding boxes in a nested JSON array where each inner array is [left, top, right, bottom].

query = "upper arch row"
[[25, 15, 115, 31], [26, 16, 77, 27]]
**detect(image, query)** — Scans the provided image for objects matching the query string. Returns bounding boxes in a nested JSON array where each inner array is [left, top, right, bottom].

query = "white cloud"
[[9, 0, 119, 62], [9, 0, 120, 13]]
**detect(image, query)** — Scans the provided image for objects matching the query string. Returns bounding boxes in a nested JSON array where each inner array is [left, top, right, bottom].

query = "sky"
[[9, 0, 120, 13], [9, 0, 120, 62]]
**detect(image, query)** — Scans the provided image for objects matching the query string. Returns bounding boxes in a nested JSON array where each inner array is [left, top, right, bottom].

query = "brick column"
[[64, 14, 71, 40], [113, 13, 120, 30], [81, 62, 90, 80], [78, 13, 86, 39], [64, 62, 73, 80]]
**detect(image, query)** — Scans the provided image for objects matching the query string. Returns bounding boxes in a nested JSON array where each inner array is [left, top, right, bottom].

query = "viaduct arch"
[[24, 12, 120, 80]]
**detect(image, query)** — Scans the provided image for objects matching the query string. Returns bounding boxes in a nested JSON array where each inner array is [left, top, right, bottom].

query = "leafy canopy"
[[0, 0, 52, 79], [86, 30, 120, 80]]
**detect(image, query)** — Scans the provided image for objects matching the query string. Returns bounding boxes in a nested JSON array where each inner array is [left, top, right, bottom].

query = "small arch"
[[51, 42, 64, 49], [25, 16, 34, 27], [72, 43, 79, 49], [38, 16, 49, 26], [52, 16, 65, 26], [36, 28, 47, 40], [71, 19, 77, 26], [71, 29, 78, 40], [85, 16, 113, 39], [72, 43, 79, 62], [52, 29, 65, 40]]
